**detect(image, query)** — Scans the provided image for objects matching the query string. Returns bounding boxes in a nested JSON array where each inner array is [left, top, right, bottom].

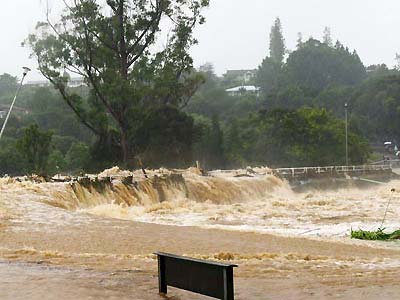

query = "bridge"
[[273, 164, 393, 182]]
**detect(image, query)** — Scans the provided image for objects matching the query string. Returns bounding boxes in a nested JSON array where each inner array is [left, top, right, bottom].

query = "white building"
[[225, 85, 261, 96]]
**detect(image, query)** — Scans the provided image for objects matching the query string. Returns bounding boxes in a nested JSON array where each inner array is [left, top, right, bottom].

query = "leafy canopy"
[[17, 124, 53, 174], [285, 39, 366, 91], [25, 0, 209, 164]]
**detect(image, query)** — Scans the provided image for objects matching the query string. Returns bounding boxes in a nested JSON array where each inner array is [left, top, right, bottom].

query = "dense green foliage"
[[2, 14, 399, 174], [26, 0, 209, 166], [284, 39, 366, 91], [132, 106, 195, 168], [186, 40, 372, 168], [351, 76, 400, 141], [16, 124, 53, 174], [351, 228, 400, 240], [241, 108, 369, 167], [0, 75, 94, 175], [0, 73, 18, 97]]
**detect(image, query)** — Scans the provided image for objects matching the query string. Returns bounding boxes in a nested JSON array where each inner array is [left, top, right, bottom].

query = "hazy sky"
[[1, 0, 400, 80]]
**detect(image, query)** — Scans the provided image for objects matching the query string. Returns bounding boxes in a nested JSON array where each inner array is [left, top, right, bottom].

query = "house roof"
[[226, 85, 261, 92]]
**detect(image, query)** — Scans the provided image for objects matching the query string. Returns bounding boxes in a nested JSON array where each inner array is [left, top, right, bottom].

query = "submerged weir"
[[1, 166, 400, 238], [33, 167, 287, 210]]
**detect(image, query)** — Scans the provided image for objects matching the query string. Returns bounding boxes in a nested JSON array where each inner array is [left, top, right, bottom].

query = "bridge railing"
[[274, 165, 391, 178], [370, 159, 400, 168]]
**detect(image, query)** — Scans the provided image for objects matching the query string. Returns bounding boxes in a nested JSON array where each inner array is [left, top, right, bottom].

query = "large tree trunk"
[[117, 0, 129, 164], [120, 128, 129, 164]]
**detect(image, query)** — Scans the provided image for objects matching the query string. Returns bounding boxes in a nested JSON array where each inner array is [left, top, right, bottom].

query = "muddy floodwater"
[[1, 167, 400, 299]]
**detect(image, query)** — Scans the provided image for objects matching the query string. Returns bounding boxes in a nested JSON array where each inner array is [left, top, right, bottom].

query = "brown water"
[[1, 168, 400, 299]]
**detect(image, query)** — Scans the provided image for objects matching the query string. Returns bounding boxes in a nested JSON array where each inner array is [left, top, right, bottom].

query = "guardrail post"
[[157, 254, 167, 294]]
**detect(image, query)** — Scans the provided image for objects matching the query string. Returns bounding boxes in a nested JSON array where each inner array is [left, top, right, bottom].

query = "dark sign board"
[[154, 252, 238, 300]]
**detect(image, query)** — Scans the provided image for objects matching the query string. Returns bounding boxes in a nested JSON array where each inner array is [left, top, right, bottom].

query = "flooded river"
[[1, 168, 400, 299]]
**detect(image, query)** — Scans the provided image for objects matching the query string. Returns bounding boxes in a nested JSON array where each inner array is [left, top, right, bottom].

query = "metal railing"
[[370, 159, 400, 167], [273, 165, 392, 178]]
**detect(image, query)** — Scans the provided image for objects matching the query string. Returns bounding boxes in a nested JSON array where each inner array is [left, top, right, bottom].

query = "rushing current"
[[2, 166, 400, 240], [2, 167, 400, 300]]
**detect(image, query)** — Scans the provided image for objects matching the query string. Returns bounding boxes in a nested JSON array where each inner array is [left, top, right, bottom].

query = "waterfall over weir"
[[1, 166, 400, 238]]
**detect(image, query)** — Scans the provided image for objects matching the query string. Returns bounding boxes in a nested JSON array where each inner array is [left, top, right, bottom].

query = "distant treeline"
[[0, 11, 398, 175], [186, 20, 398, 169]]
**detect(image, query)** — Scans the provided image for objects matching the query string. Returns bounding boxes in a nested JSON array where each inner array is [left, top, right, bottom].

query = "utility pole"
[[0, 67, 31, 141], [345, 102, 348, 166]]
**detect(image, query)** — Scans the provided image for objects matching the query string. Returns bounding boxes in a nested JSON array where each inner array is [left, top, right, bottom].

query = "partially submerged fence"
[[155, 252, 238, 300]]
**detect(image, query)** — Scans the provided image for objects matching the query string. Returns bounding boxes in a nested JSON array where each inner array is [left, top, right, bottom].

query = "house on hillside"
[[225, 85, 261, 97]]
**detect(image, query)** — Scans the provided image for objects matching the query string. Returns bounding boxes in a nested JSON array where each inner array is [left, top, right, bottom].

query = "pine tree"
[[323, 27, 333, 47], [269, 18, 286, 64], [296, 32, 304, 49], [257, 17, 286, 94], [395, 53, 400, 70]]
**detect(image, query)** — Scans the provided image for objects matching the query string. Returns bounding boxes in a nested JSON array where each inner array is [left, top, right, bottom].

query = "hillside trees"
[[4, 14, 391, 172], [231, 108, 370, 167], [26, 0, 209, 166], [185, 65, 231, 117], [351, 75, 400, 141], [16, 124, 53, 174], [262, 108, 369, 166], [0, 73, 18, 97], [186, 64, 262, 121], [285, 39, 366, 91]]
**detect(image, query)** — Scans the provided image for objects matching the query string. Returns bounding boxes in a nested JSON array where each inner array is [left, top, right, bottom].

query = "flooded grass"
[[351, 228, 400, 240]]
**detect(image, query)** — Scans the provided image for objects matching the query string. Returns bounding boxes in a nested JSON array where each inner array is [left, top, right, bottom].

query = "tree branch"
[[73, 0, 119, 52], [127, 1, 163, 68], [39, 63, 100, 136]]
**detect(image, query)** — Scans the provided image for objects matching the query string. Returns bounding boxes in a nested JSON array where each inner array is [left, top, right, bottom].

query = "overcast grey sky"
[[1, 0, 400, 80]]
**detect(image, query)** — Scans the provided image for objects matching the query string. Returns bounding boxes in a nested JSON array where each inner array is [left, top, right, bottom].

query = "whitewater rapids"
[[1, 167, 400, 240]]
